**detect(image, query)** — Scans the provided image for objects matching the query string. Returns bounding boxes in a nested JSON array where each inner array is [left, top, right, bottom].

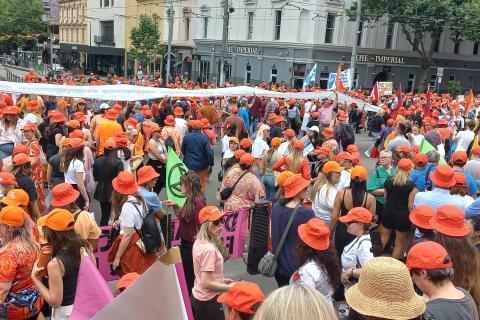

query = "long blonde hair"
[[257, 124, 270, 140], [0, 223, 39, 255], [393, 168, 411, 187], [286, 149, 304, 173], [196, 221, 220, 243], [253, 284, 337, 320], [311, 172, 336, 201]]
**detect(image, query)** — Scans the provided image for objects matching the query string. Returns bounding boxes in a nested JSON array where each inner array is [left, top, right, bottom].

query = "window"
[[274, 10, 281, 40], [454, 41, 460, 54], [325, 13, 336, 43], [385, 23, 394, 49], [474, 42, 479, 55], [270, 68, 277, 83], [293, 63, 306, 77], [100, 20, 114, 41], [247, 12, 254, 40], [353, 72, 359, 89], [407, 73, 415, 92], [449, 75, 455, 81], [433, 38, 440, 52], [245, 64, 251, 84], [319, 72, 329, 89], [356, 21, 363, 46], [185, 17, 190, 40], [200, 60, 210, 82], [429, 74, 437, 90], [203, 17, 208, 38], [99, 0, 102, 7]]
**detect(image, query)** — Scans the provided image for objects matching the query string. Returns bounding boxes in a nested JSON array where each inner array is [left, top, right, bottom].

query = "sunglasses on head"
[[212, 217, 225, 226]]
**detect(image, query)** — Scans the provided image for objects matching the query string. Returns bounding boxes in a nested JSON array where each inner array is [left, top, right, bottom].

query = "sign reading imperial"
[[356, 54, 405, 65], [227, 46, 262, 55]]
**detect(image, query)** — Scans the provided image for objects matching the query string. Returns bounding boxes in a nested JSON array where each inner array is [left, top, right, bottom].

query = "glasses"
[[345, 221, 359, 226], [212, 217, 225, 226]]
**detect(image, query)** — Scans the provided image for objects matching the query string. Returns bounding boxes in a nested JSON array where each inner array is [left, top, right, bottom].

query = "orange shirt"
[[437, 127, 452, 142], [97, 120, 123, 155]]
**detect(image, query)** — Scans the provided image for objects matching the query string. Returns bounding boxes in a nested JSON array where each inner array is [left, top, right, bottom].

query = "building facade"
[[191, 0, 480, 91], [58, 0, 87, 71]]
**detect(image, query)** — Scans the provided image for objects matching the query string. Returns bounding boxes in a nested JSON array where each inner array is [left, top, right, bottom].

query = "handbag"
[[258, 204, 300, 277], [219, 171, 248, 200], [213, 236, 231, 262]]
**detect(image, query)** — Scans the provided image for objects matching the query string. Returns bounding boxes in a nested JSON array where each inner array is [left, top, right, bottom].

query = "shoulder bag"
[[220, 171, 248, 200], [258, 204, 300, 277]]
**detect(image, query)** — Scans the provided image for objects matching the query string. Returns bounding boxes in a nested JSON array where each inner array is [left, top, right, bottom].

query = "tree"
[[351, 0, 480, 92], [129, 16, 162, 70], [447, 80, 462, 97], [0, 0, 46, 51]]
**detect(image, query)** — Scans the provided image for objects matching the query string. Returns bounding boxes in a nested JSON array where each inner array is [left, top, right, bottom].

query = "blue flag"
[[303, 63, 317, 89]]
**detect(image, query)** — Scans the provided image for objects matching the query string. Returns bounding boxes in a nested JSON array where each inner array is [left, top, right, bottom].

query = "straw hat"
[[345, 257, 426, 320]]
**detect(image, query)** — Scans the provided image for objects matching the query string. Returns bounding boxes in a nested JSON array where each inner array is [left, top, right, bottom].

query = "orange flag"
[[335, 64, 346, 93], [464, 89, 474, 116]]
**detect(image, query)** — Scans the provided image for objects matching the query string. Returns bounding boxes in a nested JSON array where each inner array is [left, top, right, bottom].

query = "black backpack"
[[164, 128, 176, 152], [424, 164, 435, 191], [340, 123, 355, 145], [131, 201, 162, 254]]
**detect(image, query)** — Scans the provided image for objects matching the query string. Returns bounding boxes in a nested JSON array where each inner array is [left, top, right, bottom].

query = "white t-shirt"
[[337, 170, 351, 190], [412, 134, 424, 146], [455, 130, 475, 152], [278, 141, 290, 157], [64, 159, 85, 184], [119, 196, 145, 234], [251, 137, 269, 159], [222, 135, 233, 154], [175, 118, 188, 137], [290, 260, 333, 306], [341, 234, 373, 273], [313, 184, 338, 223]]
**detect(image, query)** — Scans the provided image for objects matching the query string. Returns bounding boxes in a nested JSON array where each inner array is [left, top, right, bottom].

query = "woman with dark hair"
[[44, 111, 67, 160], [291, 218, 341, 306], [146, 123, 167, 194], [222, 149, 245, 178], [386, 121, 412, 154], [32, 208, 95, 319], [0, 106, 24, 160], [263, 137, 281, 201], [93, 137, 124, 226], [330, 166, 376, 257], [164, 171, 206, 295], [61, 138, 89, 210], [10, 153, 41, 219]]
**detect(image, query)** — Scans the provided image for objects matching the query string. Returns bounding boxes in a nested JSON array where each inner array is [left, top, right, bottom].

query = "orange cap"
[[50, 112, 67, 123], [106, 108, 119, 120], [69, 129, 84, 139], [0, 172, 16, 185], [115, 132, 128, 148], [289, 98, 296, 105], [347, 145, 358, 153], [240, 138, 254, 149], [322, 127, 333, 138], [0, 205, 26, 227], [37, 208, 75, 232], [406, 241, 452, 270], [73, 112, 86, 122], [397, 158, 414, 171], [124, 117, 138, 129], [387, 118, 395, 126], [283, 129, 295, 139], [56, 99, 68, 108], [188, 120, 202, 129], [274, 116, 285, 124], [452, 151, 468, 164], [66, 137, 87, 149], [27, 100, 40, 111], [429, 165, 455, 188], [174, 107, 184, 116], [21, 123, 37, 132], [240, 153, 255, 165], [164, 115, 176, 126], [231, 106, 239, 114], [267, 113, 277, 121], [13, 144, 29, 156], [104, 137, 117, 150], [453, 172, 467, 186], [313, 146, 330, 156], [276, 171, 294, 186], [271, 137, 282, 148], [311, 111, 319, 119], [409, 205, 435, 230], [396, 145, 411, 153], [298, 218, 330, 250], [284, 174, 310, 198], [3, 106, 20, 115], [112, 171, 139, 195], [335, 152, 353, 163], [322, 161, 344, 174], [351, 166, 368, 182], [1, 189, 29, 206], [429, 205, 469, 237], [293, 140, 304, 150], [414, 153, 428, 165], [51, 183, 80, 207], [217, 282, 265, 315], [116, 272, 140, 291], [12, 153, 33, 165], [150, 123, 161, 133], [339, 207, 373, 224], [137, 165, 160, 185], [67, 120, 81, 129], [337, 112, 348, 121], [234, 149, 246, 160], [198, 205, 224, 224]]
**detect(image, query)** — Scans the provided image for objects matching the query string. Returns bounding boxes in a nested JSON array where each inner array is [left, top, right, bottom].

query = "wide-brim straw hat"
[[345, 257, 425, 320]]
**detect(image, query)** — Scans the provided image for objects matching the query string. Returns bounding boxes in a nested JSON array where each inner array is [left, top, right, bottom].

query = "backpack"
[[164, 128, 176, 152], [424, 164, 435, 191], [131, 201, 162, 254], [340, 123, 355, 145]]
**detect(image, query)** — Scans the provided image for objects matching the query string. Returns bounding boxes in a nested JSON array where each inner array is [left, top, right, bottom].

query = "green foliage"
[[0, 0, 46, 50], [447, 80, 462, 97], [129, 16, 162, 67]]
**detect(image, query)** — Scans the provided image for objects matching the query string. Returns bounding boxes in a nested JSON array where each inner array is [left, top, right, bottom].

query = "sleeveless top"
[[148, 138, 166, 161], [56, 249, 79, 306]]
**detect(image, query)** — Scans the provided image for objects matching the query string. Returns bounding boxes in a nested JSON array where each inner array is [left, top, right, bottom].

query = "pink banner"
[[95, 227, 119, 282], [171, 209, 250, 259]]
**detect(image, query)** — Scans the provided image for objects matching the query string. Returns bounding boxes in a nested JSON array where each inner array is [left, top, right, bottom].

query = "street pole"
[[50, 36, 55, 71], [89, 20, 92, 73], [219, 0, 229, 84], [153, 45, 157, 80], [166, 4, 174, 84], [349, 0, 362, 89]]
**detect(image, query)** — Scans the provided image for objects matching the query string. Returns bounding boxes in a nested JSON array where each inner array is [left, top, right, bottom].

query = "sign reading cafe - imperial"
[[356, 54, 406, 65], [227, 46, 263, 55]]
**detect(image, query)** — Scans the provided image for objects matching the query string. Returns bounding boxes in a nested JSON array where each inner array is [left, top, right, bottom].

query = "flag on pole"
[[424, 88, 432, 118], [368, 82, 379, 104], [166, 146, 188, 206], [303, 63, 317, 89], [419, 139, 447, 165], [335, 64, 346, 93], [396, 84, 403, 109], [464, 88, 474, 116]]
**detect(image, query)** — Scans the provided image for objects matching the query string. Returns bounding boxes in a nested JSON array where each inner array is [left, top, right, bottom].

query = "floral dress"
[[27, 140, 46, 213], [220, 167, 265, 212]]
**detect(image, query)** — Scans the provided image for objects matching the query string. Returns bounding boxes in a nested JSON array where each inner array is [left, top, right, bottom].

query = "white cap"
[[99, 103, 110, 109], [309, 126, 320, 133]]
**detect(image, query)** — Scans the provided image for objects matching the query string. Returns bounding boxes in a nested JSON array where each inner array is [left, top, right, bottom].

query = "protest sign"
[[171, 208, 250, 259], [419, 139, 447, 165], [95, 226, 119, 282], [327, 69, 352, 91], [300, 136, 314, 156], [166, 146, 188, 206], [378, 82, 393, 96]]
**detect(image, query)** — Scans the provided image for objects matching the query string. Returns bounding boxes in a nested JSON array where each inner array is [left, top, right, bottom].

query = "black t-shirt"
[[384, 177, 415, 216], [48, 153, 64, 186], [16, 175, 38, 201]]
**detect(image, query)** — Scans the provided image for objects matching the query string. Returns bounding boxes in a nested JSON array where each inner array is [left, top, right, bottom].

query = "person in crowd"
[[93, 137, 124, 226], [410, 124, 425, 146], [366, 149, 395, 224], [191, 205, 236, 320], [450, 172, 475, 207], [33, 208, 96, 319], [0, 172, 17, 200], [147, 124, 167, 194], [277, 128, 296, 157], [0, 106, 24, 160], [224, 106, 248, 138], [251, 124, 270, 177], [270, 116, 285, 139], [291, 218, 340, 305], [451, 151, 478, 197], [108, 171, 158, 276], [274, 170, 294, 202], [271, 174, 315, 286], [217, 282, 265, 320], [382, 158, 418, 259], [44, 111, 67, 160], [386, 121, 412, 152], [409, 205, 436, 245], [115, 272, 140, 296], [1, 189, 39, 239], [223, 149, 245, 178], [311, 161, 342, 224], [253, 284, 337, 320], [407, 241, 479, 319], [199, 97, 220, 130], [173, 106, 188, 137], [465, 146, 480, 187], [431, 205, 480, 308], [10, 153, 41, 219], [453, 120, 475, 152], [331, 166, 376, 256], [96, 108, 123, 156], [0, 205, 42, 320], [424, 119, 443, 150], [414, 165, 465, 209], [344, 257, 426, 320], [182, 120, 214, 193], [222, 124, 238, 159], [61, 138, 89, 210], [164, 171, 205, 295], [219, 153, 265, 212], [411, 152, 430, 191], [272, 140, 311, 180], [263, 137, 281, 201], [161, 115, 183, 156]]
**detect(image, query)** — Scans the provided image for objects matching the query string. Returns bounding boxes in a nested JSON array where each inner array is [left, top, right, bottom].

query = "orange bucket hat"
[[112, 171, 139, 195]]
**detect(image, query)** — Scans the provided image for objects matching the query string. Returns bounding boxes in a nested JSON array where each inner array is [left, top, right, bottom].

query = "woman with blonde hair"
[[253, 284, 337, 320], [251, 124, 271, 177], [382, 158, 418, 260], [263, 137, 281, 201], [311, 161, 342, 224], [0, 106, 24, 160], [191, 205, 236, 320], [272, 140, 311, 180]]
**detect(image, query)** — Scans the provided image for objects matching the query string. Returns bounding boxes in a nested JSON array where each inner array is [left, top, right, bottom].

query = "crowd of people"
[[0, 70, 478, 320]]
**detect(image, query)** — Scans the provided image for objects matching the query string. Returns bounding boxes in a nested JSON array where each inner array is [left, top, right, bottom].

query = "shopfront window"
[[270, 68, 277, 83], [319, 72, 329, 89], [200, 60, 209, 83], [407, 73, 415, 92]]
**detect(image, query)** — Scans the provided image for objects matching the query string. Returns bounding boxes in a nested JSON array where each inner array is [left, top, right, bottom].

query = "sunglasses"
[[212, 217, 225, 226], [345, 221, 359, 226]]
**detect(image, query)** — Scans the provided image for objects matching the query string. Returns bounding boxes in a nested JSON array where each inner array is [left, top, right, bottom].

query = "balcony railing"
[[94, 35, 115, 46]]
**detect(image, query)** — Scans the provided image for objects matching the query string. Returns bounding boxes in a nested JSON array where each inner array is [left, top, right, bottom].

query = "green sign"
[[419, 139, 447, 165], [166, 146, 188, 206]]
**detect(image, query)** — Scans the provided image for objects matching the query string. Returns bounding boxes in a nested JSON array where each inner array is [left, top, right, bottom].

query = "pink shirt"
[[192, 241, 224, 301], [318, 102, 337, 126]]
